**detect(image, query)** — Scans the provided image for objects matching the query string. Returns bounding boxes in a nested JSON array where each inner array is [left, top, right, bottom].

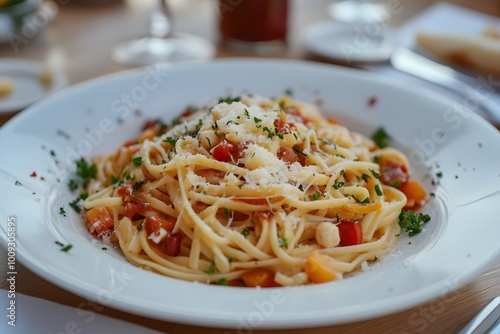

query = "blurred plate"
[[302, 22, 394, 63], [0, 58, 68, 113]]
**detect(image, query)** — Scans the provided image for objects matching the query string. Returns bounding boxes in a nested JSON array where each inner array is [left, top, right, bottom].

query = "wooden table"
[[1, 0, 499, 333]]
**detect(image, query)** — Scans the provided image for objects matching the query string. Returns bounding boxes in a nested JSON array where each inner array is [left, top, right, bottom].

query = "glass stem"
[[150, 0, 172, 39]]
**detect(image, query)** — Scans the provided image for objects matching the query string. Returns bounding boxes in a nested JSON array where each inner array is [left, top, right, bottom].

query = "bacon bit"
[[30, 171, 37, 177], [274, 119, 294, 135], [117, 185, 150, 217], [368, 96, 378, 108], [278, 146, 300, 164], [380, 158, 409, 185]]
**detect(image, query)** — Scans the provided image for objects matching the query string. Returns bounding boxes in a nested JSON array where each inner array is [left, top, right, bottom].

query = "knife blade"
[[458, 297, 500, 334], [390, 47, 500, 125]]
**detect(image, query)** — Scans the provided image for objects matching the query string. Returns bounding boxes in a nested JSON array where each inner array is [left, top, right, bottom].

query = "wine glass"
[[111, 0, 215, 66], [328, 0, 390, 25]]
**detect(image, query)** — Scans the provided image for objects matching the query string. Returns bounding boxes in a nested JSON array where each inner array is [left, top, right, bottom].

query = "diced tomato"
[[337, 219, 362, 246], [397, 180, 427, 205], [212, 139, 235, 162], [304, 251, 336, 284], [158, 233, 183, 256], [86, 205, 114, 235], [117, 185, 150, 217], [241, 268, 278, 288], [380, 158, 409, 185], [145, 215, 176, 235], [145, 216, 181, 256]]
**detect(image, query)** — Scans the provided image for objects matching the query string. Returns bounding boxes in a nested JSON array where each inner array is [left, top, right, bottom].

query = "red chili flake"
[[368, 96, 378, 108], [30, 172, 37, 177]]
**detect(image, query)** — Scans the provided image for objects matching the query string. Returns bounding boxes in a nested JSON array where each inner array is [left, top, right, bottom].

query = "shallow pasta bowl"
[[0, 59, 499, 329]]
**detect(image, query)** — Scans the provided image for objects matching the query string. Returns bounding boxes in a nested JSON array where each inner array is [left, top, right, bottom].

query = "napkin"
[[0, 292, 163, 334]]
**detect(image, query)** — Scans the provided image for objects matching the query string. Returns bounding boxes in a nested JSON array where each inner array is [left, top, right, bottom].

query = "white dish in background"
[[0, 58, 68, 113], [302, 22, 395, 63], [0, 59, 499, 329]]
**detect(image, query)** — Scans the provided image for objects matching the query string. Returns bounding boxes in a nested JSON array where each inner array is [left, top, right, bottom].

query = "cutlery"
[[390, 47, 500, 125], [459, 297, 500, 334]]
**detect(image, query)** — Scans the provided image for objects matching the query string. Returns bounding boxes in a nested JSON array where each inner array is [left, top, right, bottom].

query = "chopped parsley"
[[375, 184, 383, 196], [278, 234, 288, 248], [69, 193, 88, 213], [224, 208, 230, 217], [163, 137, 178, 147], [293, 147, 307, 157], [333, 182, 344, 190], [362, 173, 371, 182], [244, 109, 250, 118], [371, 127, 391, 148], [15, 180, 22, 186], [350, 195, 370, 204], [75, 158, 97, 187], [436, 171, 443, 178], [208, 260, 216, 275], [389, 181, 401, 187], [133, 179, 147, 191], [373, 156, 380, 164], [369, 169, 380, 179], [137, 222, 144, 231], [284, 88, 293, 96], [254, 116, 262, 123], [132, 157, 143, 166], [68, 179, 79, 191], [242, 228, 250, 238], [312, 192, 322, 200], [398, 210, 431, 236], [216, 278, 228, 286], [218, 96, 240, 104], [59, 207, 67, 217], [263, 126, 274, 138], [55, 241, 72, 252]]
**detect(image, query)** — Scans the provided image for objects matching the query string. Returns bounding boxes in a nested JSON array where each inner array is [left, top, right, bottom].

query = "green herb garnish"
[[398, 210, 431, 236], [371, 127, 391, 148]]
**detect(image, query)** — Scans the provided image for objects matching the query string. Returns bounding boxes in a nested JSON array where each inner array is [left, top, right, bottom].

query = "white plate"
[[1, 59, 499, 329], [302, 21, 395, 63], [0, 58, 68, 113]]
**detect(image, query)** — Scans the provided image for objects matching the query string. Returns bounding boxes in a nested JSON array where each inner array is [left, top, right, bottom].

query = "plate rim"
[[1, 58, 500, 329]]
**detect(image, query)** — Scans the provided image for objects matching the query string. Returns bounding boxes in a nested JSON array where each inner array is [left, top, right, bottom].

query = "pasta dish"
[[78, 94, 428, 287]]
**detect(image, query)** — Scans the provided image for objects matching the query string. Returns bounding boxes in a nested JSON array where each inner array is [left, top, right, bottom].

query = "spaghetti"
[[81, 95, 425, 286]]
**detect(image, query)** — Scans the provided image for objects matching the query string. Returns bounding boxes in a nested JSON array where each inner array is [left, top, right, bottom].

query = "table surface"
[[1, 0, 500, 333]]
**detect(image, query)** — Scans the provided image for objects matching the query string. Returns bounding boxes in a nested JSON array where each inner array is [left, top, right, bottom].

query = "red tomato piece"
[[158, 233, 183, 257], [86, 205, 114, 235], [212, 139, 236, 162], [145, 215, 176, 235], [337, 219, 362, 246]]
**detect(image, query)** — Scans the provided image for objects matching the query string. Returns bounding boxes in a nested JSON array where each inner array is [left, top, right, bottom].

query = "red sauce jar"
[[219, 0, 289, 52]]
